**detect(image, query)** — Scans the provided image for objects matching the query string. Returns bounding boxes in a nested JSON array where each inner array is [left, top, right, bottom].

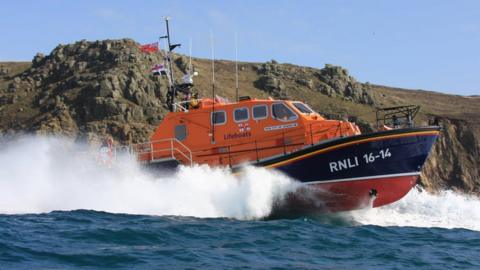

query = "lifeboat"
[[127, 95, 439, 212], [124, 18, 440, 213]]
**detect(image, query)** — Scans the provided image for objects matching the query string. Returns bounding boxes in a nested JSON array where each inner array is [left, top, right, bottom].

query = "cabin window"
[[253, 105, 268, 120], [234, 107, 249, 122], [175, 124, 187, 141], [292, 102, 314, 114], [272, 103, 298, 121], [211, 111, 226, 125]]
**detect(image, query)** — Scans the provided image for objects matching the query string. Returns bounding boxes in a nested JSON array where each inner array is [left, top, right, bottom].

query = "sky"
[[1, 0, 479, 95]]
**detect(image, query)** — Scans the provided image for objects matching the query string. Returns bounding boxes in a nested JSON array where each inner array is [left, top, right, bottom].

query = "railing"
[[192, 120, 359, 168], [114, 138, 193, 166], [109, 120, 358, 168]]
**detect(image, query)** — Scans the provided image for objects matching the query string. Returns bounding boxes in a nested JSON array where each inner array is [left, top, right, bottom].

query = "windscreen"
[[292, 102, 314, 114], [272, 103, 297, 121]]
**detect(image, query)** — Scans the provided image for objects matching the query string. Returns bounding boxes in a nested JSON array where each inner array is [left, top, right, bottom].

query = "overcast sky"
[[1, 0, 479, 95]]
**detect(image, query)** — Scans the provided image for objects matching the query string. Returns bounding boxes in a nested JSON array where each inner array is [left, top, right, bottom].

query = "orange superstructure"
[[134, 97, 361, 167]]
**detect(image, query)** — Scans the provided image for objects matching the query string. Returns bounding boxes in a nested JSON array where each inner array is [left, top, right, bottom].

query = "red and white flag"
[[140, 42, 159, 53], [150, 63, 166, 75]]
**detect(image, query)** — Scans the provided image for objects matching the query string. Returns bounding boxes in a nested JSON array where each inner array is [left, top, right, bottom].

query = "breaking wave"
[[0, 137, 298, 219], [348, 188, 480, 231]]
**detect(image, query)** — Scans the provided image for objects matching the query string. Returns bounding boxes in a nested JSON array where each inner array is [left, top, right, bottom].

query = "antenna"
[[162, 17, 181, 112], [235, 32, 239, 102], [210, 30, 215, 87], [189, 38, 192, 74], [210, 29, 216, 143], [162, 37, 172, 86], [165, 17, 175, 81]]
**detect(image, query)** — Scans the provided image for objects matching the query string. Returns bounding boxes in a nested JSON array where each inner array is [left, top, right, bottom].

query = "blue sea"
[[1, 211, 480, 269], [1, 138, 480, 269]]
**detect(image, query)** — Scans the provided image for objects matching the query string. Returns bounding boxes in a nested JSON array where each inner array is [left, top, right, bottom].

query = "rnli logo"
[[238, 122, 251, 132], [264, 123, 298, 132]]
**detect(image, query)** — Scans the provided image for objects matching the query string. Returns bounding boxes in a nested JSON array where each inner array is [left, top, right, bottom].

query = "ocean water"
[[1, 137, 479, 269]]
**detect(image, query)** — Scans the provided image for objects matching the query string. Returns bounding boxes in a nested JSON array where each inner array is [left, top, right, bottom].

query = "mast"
[[163, 17, 181, 112]]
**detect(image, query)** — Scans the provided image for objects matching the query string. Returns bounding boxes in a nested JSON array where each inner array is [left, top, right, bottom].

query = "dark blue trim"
[[255, 127, 440, 183]]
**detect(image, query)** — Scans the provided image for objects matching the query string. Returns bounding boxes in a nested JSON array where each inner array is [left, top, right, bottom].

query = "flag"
[[140, 42, 159, 53], [150, 63, 166, 75]]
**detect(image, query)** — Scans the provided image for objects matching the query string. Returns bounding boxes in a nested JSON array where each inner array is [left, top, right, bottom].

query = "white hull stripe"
[[302, 172, 421, 185]]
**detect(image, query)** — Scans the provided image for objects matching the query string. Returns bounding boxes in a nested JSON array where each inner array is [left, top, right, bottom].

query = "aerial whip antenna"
[[235, 32, 239, 102], [189, 38, 192, 74], [210, 29, 216, 143]]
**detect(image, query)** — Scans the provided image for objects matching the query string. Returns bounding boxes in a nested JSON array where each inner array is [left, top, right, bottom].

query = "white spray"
[[0, 137, 298, 219], [348, 188, 480, 231]]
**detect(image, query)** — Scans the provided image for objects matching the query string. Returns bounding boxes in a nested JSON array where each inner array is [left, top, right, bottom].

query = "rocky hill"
[[0, 39, 478, 194]]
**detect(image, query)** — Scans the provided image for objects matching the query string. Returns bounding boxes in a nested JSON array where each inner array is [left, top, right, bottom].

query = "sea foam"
[[0, 137, 297, 219], [348, 188, 480, 231]]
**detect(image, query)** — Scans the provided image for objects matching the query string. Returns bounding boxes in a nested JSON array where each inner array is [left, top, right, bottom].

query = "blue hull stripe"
[[251, 127, 440, 183]]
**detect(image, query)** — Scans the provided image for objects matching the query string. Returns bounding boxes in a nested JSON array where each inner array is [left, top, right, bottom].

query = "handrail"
[[193, 132, 306, 167], [192, 121, 347, 155], [190, 120, 357, 167], [113, 121, 356, 167], [116, 138, 193, 166]]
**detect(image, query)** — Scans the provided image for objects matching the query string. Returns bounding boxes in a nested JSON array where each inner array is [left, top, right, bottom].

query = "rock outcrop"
[[421, 117, 480, 193], [315, 64, 375, 105], [0, 66, 9, 77], [0, 39, 172, 143], [254, 61, 375, 105]]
